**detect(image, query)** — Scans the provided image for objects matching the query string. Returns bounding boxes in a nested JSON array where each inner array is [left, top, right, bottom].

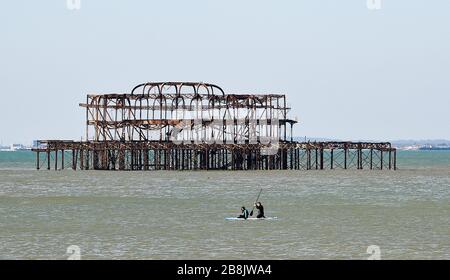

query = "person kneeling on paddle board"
[[252, 202, 265, 218], [238, 206, 249, 219]]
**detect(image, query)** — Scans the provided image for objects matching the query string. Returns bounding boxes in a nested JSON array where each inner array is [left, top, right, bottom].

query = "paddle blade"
[[249, 210, 253, 216]]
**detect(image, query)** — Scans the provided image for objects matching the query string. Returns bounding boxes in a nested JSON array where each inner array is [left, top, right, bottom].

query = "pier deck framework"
[[32, 82, 397, 171]]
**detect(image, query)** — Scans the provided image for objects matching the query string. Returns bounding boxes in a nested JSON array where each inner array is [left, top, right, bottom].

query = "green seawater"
[[0, 151, 449, 259]]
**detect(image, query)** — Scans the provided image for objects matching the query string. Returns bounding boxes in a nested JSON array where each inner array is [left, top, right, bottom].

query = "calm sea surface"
[[0, 151, 449, 259]]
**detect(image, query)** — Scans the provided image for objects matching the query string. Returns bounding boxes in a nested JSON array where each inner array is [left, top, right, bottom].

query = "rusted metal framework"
[[81, 82, 293, 143], [32, 82, 397, 171]]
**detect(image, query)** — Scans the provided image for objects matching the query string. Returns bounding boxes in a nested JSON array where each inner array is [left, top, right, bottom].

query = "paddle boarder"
[[238, 206, 249, 219], [253, 202, 265, 219]]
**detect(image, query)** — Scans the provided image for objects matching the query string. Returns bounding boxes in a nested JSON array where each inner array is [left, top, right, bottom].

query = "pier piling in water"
[[32, 141, 396, 171]]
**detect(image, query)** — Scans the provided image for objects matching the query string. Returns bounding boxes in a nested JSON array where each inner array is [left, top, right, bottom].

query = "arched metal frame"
[[81, 81, 295, 144]]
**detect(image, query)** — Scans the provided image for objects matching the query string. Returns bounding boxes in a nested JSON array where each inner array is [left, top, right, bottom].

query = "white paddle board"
[[225, 217, 278, 221]]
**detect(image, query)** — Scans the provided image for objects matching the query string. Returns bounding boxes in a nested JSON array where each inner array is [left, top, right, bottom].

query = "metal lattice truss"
[[80, 82, 297, 144]]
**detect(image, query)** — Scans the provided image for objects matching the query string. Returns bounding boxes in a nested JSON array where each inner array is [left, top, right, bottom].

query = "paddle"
[[249, 188, 263, 216]]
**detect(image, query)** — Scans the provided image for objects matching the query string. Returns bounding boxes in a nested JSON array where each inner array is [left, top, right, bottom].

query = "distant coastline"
[[391, 140, 450, 151], [0, 144, 32, 152], [418, 146, 450, 151]]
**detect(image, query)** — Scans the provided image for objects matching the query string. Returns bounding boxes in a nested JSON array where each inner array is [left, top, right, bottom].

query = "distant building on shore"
[[418, 145, 450, 151], [0, 144, 32, 152]]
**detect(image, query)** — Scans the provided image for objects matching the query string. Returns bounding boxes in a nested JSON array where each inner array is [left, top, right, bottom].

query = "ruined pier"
[[32, 82, 396, 171]]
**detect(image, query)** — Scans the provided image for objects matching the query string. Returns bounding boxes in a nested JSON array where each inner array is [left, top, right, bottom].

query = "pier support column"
[[61, 150, 65, 170], [282, 149, 288, 170], [358, 149, 362, 170], [389, 150, 392, 170], [54, 150, 58, 171], [320, 148, 324, 170], [118, 149, 125, 170], [80, 149, 84, 170], [307, 149, 311, 170], [85, 150, 90, 170], [47, 151, 51, 170], [47, 150, 51, 170], [330, 149, 334, 170], [143, 149, 149, 170], [344, 149, 347, 170], [380, 150, 383, 170], [36, 151, 40, 170], [394, 150, 397, 170], [72, 149, 77, 170], [370, 149, 373, 170], [315, 149, 318, 170]]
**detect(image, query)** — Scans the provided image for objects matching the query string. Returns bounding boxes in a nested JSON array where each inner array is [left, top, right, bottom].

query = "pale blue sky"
[[1, 0, 449, 144]]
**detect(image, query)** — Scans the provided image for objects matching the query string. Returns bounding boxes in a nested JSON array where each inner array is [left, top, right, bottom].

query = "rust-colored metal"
[[32, 82, 397, 171]]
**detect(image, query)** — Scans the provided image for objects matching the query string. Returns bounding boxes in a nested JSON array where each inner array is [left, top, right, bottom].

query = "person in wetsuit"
[[253, 202, 265, 218], [238, 206, 249, 219]]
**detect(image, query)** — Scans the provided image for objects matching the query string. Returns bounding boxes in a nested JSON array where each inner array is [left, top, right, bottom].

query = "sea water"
[[0, 151, 449, 259]]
